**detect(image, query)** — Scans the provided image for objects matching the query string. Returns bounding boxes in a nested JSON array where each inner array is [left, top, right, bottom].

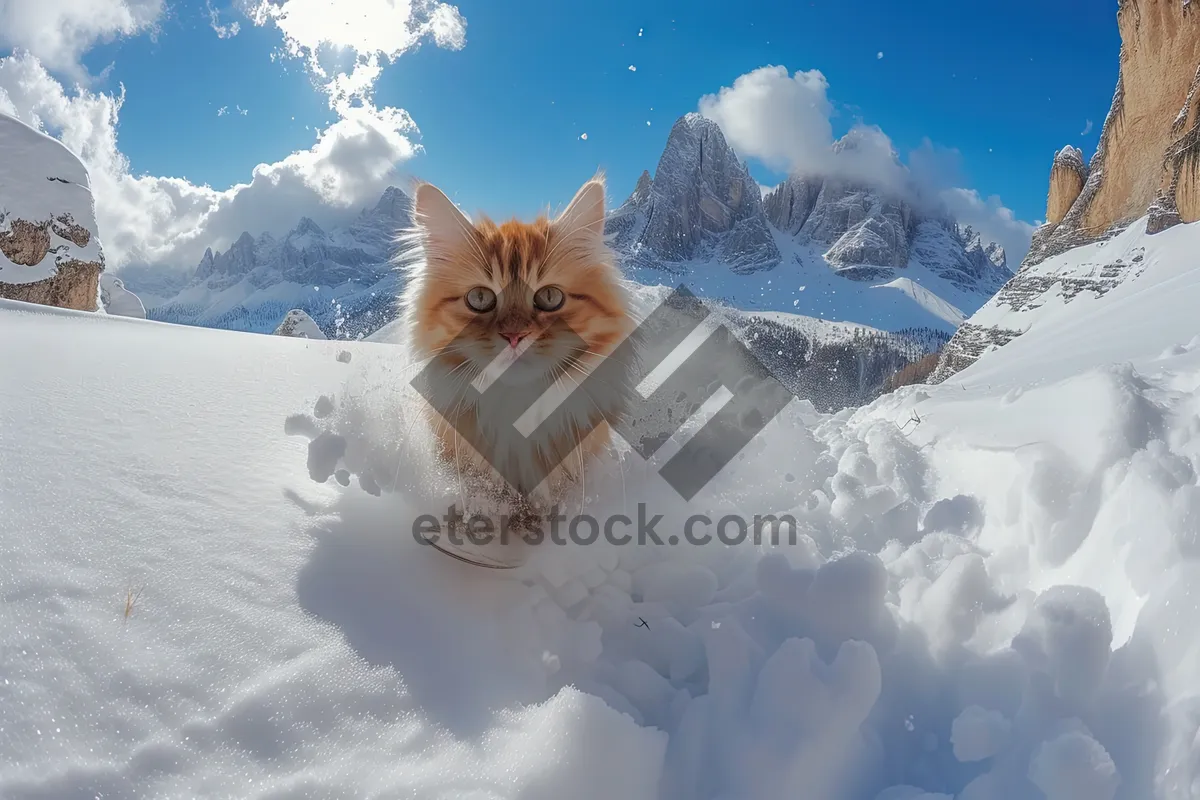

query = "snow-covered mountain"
[[141, 187, 413, 339], [932, 0, 1200, 383], [0, 112, 105, 311], [605, 113, 781, 274], [122, 114, 1009, 350], [606, 113, 1012, 333]]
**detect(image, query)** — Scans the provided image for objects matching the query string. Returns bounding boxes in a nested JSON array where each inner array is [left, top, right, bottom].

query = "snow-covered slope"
[[607, 114, 1011, 335], [139, 187, 412, 339], [931, 218, 1157, 382], [4, 210, 1199, 796], [0, 112, 105, 310]]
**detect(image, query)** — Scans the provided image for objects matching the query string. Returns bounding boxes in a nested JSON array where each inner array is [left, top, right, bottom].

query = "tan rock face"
[[1047, 147, 1088, 225], [1025, 0, 1200, 266], [0, 260, 102, 310], [1083, 0, 1200, 230], [0, 213, 102, 312]]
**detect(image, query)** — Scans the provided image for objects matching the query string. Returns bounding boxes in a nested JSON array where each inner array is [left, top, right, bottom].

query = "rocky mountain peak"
[[628, 170, 653, 207], [372, 185, 414, 224], [293, 217, 324, 237], [604, 112, 781, 273], [1028, 0, 1200, 263]]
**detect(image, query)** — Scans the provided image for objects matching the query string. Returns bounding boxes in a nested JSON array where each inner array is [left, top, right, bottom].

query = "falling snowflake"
[[646, 121, 651, 126], [877, 51, 884, 59], [580, 133, 588, 141], [628, 65, 637, 72], [638, 27, 643, 36]]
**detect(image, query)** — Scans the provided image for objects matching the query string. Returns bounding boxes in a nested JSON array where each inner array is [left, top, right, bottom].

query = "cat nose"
[[503, 331, 529, 349]]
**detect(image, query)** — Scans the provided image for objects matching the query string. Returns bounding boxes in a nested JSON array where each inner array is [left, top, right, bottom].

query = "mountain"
[[115, 113, 1013, 407], [606, 113, 1012, 335], [605, 113, 781, 274], [142, 186, 414, 339], [0, 113, 105, 311], [931, 0, 1200, 383]]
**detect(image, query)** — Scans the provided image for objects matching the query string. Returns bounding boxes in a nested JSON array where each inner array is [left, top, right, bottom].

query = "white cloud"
[[698, 65, 834, 175], [698, 64, 1034, 264], [0, 51, 421, 271], [0, 0, 469, 273], [244, 0, 466, 86], [0, 0, 164, 79], [208, 1, 241, 38]]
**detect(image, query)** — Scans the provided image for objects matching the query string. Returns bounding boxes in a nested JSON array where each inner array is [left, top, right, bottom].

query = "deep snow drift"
[[2, 220, 1199, 799]]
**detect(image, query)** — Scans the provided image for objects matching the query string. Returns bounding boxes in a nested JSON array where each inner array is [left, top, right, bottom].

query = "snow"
[[99, 273, 147, 319], [625, 234, 977, 333], [275, 308, 328, 339], [3, 221, 1200, 798], [0, 113, 103, 284]]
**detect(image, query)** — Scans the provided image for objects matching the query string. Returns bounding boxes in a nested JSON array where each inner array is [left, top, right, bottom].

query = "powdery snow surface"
[[3, 222, 1200, 799], [0, 113, 103, 284]]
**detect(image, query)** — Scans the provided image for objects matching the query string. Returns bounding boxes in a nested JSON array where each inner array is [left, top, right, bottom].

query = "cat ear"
[[413, 182, 475, 257], [552, 174, 607, 242]]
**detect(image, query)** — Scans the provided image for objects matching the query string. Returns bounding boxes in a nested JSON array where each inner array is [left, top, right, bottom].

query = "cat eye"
[[533, 285, 566, 312], [464, 286, 497, 313]]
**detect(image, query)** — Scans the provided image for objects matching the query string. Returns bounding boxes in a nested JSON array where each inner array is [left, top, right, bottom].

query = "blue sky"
[[1, 0, 1120, 269]]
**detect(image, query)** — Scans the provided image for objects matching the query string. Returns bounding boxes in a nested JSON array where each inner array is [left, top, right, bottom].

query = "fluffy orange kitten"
[[399, 175, 634, 532]]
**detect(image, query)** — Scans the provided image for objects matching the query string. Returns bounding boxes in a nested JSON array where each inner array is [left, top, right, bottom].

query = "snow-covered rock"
[[0, 112, 105, 311], [99, 273, 147, 319], [274, 308, 327, 339], [1047, 145, 1089, 226]]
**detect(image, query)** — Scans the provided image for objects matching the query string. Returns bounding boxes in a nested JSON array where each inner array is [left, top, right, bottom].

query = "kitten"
[[398, 174, 635, 542]]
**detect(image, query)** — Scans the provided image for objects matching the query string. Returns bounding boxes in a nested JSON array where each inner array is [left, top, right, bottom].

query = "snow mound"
[[4, 221, 1200, 798], [100, 273, 147, 319], [274, 308, 327, 339]]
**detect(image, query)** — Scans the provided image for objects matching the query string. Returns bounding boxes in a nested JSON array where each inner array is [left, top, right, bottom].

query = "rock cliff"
[[932, 0, 1200, 383], [1028, 0, 1200, 265]]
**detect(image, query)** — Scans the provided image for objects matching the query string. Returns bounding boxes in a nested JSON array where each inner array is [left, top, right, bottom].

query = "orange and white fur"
[[398, 175, 635, 526]]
